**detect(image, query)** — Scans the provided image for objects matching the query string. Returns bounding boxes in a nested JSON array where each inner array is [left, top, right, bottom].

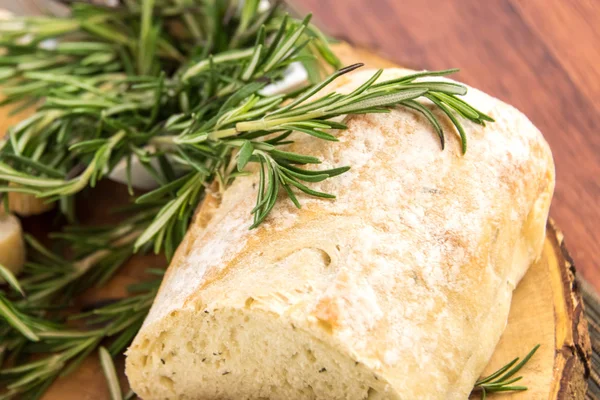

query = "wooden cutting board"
[[1, 43, 590, 400]]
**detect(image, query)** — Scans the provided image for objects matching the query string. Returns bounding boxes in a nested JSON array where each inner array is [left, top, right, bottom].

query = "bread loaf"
[[125, 68, 555, 399]]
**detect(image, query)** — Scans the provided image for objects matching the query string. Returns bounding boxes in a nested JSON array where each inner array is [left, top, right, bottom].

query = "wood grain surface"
[[291, 0, 600, 291]]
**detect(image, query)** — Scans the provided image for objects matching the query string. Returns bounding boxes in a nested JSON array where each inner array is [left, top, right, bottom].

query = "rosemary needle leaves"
[[0, 282, 160, 400], [472, 345, 540, 399], [0, 224, 162, 399], [100, 345, 137, 400], [99, 346, 124, 400]]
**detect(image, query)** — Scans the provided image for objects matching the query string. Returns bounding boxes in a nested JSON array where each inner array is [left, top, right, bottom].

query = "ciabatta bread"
[[125, 68, 555, 400]]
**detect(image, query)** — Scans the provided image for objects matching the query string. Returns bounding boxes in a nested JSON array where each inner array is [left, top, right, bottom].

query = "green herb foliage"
[[473, 345, 540, 399], [0, 213, 161, 399]]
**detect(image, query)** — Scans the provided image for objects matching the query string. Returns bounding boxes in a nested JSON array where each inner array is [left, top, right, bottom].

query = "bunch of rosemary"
[[0, 208, 162, 398], [0, 0, 535, 398]]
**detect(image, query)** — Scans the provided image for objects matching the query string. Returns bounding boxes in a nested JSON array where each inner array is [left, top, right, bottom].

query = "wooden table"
[[293, 0, 600, 291]]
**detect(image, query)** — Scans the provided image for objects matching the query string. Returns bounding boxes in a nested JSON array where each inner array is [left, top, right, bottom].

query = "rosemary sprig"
[[472, 345, 540, 399], [0, 242, 161, 400], [0, 289, 159, 400], [15, 214, 149, 306]]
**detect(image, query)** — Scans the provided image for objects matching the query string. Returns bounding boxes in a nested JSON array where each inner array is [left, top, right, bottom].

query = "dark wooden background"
[[3, 0, 600, 291]]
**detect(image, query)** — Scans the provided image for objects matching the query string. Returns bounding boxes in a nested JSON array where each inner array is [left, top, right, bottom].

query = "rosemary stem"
[[74, 230, 140, 274], [178, 0, 203, 40], [235, 110, 324, 131], [182, 48, 255, 81], [208, 127, 238, 140], [150, 136, 177, 146]]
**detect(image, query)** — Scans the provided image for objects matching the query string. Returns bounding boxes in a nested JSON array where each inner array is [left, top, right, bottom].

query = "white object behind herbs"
[[108, 63, 309, 190]]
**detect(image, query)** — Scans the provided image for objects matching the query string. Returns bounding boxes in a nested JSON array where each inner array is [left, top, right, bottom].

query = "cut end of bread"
[[126, 306, 393, 400]]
